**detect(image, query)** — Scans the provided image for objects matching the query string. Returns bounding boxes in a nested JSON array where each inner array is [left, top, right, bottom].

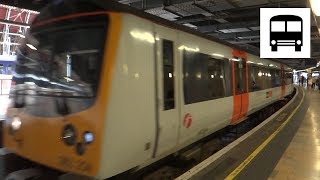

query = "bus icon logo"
[[270, 15, 302, 52], [260, 8, 310, 58]]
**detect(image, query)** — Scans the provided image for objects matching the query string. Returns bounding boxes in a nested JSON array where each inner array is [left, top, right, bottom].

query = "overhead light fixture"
[[26, 43, 37, 50], [310, 0, 320, 16]]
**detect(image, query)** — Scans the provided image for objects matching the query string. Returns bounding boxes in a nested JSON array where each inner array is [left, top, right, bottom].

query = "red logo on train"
[[183, 113, 192, 128]]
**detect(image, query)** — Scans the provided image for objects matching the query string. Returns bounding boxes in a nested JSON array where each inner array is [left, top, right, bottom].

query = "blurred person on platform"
[[312, 76, 317, 88]]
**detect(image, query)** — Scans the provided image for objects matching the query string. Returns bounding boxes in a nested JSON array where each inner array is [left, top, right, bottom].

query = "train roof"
[[33, 0, 287, 67]]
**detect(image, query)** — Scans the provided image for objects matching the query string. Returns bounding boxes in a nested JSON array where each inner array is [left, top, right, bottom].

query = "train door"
[[153, 25, 179, 157], [231, 49, 249, 124]]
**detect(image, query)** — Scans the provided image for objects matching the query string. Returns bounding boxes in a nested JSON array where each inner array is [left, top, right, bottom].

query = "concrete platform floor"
[[269, 88, 320, 180]]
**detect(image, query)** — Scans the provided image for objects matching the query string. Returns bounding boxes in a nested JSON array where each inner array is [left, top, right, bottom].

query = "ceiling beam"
[[174, 0, 302, 24], [175, 10, 258, 24], [228, 39, 260, 44], [209, 30, 260, 40], [0, 19, 30, 28], [237, 43, 260, 52], [198, 20, 259, 33]]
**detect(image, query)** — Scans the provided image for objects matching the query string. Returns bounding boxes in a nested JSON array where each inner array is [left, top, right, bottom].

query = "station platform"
[[176, 86, 312, 180], [269, 87, 320, 180]]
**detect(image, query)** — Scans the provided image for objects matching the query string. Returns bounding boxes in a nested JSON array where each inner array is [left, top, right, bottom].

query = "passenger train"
[[4, 0, 293, 179]]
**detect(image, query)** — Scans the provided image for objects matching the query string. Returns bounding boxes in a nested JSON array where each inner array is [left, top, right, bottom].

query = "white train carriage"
[[4, 1, 293, 179]]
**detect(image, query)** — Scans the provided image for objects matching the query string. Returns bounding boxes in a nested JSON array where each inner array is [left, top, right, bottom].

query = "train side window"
[[259, 67, 269, 89], [285, 71, 293, 85], [250, 66, 274, 91], [224, 60, 232, 96], [270, 69, 276, 87], [183, 51, 226, 104], [264, 68, 272, 89], [250, 65, 262, 91], [7, 65, 13, 75], [183, 52, 209, 104], [208, 57, 225, 99], [270, 69, 281, 87], [0, 64, 3, 74], [275, 70, 281, 87], [162, 39, 175, 110]]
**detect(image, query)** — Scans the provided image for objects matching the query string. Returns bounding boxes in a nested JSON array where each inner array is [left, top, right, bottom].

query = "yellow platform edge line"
[[225, 88, 305, 180]]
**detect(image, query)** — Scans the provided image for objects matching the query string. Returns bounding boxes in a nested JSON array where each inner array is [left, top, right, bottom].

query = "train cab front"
[[3, 0, 119, 178]]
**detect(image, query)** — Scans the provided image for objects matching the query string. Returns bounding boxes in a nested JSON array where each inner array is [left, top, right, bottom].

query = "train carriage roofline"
[[34, 0, 287, 67]]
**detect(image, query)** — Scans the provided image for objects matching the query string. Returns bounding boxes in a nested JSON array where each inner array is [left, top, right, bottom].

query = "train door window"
[[234, 58, 246, 95], [162, 39, 175, 110], [249, 64, 256, 92]]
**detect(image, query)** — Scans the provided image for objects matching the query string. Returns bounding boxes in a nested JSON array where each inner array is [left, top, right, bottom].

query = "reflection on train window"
[[270, 69, 281, 87], [183, 51, 225, 104], [15, 22, 107, 97], [162, 39, 175, 110], [249, 66, 274, 92], [285, 71, 293, 85], [7, 65, 13, 75]]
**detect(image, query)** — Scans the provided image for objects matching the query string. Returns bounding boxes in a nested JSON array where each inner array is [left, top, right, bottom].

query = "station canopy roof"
[[1, 0, 320, 70]]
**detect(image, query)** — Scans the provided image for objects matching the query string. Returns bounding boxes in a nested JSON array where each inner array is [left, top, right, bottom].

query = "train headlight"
[[83, 131, 94, 144], [11, 116, 21, 131], [62, 124, 77, 146], [271, 40, 276, 45], [296, 40, 301, 45]]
